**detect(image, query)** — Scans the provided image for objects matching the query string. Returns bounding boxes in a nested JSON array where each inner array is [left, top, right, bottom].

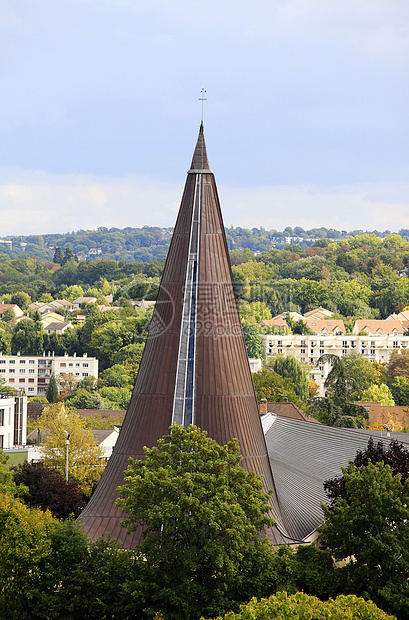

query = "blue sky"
[[0, 0, 408, 235]]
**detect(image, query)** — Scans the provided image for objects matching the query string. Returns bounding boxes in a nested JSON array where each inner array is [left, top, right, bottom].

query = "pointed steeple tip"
[[188, 124, 211, 173]]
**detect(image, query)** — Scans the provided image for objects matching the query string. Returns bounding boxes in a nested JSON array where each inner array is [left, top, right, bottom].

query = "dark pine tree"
[[53, 246, 64, 264], [46, 372, 59, 403]]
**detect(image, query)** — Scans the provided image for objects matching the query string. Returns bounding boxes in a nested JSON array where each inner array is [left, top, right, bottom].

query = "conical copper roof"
[[78, 126, 286, 547]]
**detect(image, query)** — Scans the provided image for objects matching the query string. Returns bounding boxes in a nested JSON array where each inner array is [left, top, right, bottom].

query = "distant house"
[[0, 304, 24, 320], [71, 296, 97, 310], [259, 399, 321, 424], [303, 307, 333, 320], [248, 358, 262, 373], [303, 318, 345, 335], [91, 427, 120, 459], [41, 311, 68, 326], [352, 319, 407, 336], [357, 401, 409, 432], [130, 300, 156, 312], [42, 321, 73, 335], [88, 248, 102, 255]]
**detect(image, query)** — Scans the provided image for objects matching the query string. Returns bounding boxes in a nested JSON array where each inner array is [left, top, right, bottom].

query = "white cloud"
[[0, 169, 408, 236], [219, 182, 409, 232]]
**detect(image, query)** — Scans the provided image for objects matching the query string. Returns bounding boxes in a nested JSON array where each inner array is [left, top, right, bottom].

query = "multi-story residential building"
[[0, 392, 27, 448], [0, 353, 98, 397], [260, 333, 409, 396]]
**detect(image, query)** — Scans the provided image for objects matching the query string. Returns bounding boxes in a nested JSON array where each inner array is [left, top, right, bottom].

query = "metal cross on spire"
[[199, 88, 207, 124]]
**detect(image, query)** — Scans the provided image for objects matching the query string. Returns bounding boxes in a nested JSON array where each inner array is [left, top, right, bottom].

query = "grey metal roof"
[[264, 414, 409, 543]]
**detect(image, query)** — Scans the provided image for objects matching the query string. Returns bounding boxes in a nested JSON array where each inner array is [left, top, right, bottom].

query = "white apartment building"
[[261, 333, 409, 396], [0, 353, 98, 397], [0, 392, 27, 448]]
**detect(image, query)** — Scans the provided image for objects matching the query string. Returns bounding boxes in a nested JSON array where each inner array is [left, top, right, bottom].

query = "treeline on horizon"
[[1, 224, 409, 262], [1, 232, 409, 320]]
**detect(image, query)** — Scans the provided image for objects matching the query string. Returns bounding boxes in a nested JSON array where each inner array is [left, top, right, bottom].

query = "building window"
[[60, 363, 66, 367], [0, 369, 4, 374], [9, 378, 14, 383], [301, 340, 306, 347], [320, 341, 324, 347], [319, 349, 324, 355], [342, 349, 347, 355], [371, 341, 375, 347], [9, 360, 15, 364], [83, 363, 88, 368], [301, 348, 305, 354], [28, 378, 34, 383], [342, 341, 348, 348], [310, 357, 314, 364], [19, 378, 25, 383], [82, 372, 89, 377], [371, 349, 375, 355], [29, 360, 35, 364], [9, 369, 15, 374], [393, 341, 399, 348], [29, 369, 34, 374], [19, 369, 25, 374], [0, 409, 4, 425], [0, 360, 5, 364], [69, 363, 73, 367], [0, 436, 3, 448], [19, 360, 25, 364], [76, 363, 80, 367], [28, 388, 34, 392]]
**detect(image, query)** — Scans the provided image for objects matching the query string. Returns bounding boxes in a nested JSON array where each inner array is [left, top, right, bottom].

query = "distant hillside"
[[1, 225, 408, 263]]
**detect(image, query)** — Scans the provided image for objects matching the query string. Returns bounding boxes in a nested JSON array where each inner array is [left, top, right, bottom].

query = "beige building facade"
[[261, 333, 409, 396], [0, 353, 98, 397]]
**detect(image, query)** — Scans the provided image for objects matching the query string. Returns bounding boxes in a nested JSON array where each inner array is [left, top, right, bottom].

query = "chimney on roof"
[[259, 398, 268, 415]]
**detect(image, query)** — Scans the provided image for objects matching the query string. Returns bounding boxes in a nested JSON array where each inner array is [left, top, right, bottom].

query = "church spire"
[[78, 125, 282, 547], [188, 123, 211, 173]]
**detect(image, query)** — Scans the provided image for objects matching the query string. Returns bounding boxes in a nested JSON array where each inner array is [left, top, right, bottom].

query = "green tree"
[[11, 317, 44, 355], [98, 364, 133, 388], [273, 355, 309, 402], [239, 301, 272, 323], [117, 424, 274, 620], [359, 383, 395, 405], [212, 592, 394, 620], [390, 376, 409, 406], [0, 492, 56, 616], [387, 349, 409, 383], [10, 291, 31, 312], [319, 461, 409, 618], [64, 388, 108, 410], [308, 354, 368, 427], [252, 367, 302, 405], [242, 323, 263, 358], [46, 372, 59, 403], [285, 313, 314, 335], [343, 352, 386, 400], [53, 247, 64, 264]]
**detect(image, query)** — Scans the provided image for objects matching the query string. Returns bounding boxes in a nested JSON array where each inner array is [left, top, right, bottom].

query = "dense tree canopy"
[[117, 424, 275, 620], [320, 461, 409, 618]]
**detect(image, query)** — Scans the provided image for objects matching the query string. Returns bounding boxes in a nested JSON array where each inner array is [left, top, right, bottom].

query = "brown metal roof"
[[78, 125, 278, 546]]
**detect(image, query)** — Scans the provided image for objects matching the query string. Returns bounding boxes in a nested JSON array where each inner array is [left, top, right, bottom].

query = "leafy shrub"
[[210, 592, 396, 620]]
